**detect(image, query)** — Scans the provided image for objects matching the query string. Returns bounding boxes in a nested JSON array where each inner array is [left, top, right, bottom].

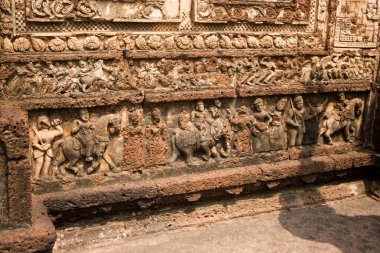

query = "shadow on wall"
[[278, 183, 380, 253]]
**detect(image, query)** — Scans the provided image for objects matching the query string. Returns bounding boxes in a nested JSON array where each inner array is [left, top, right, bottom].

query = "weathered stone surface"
[[0, 199, 56, 253], [0, 0, 379, 251]]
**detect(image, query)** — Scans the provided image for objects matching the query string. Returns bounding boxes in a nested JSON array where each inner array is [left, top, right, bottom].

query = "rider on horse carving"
[[71, 109, 98, 162]]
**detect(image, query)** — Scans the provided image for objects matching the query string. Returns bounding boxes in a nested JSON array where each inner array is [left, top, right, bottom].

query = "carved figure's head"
[[50, 114, 62, 126], [152, 108, 161, 124], [237, 105, 249, 115], [78, 109, 90, 122], [79, 60, 87, 68], [178, 110, 191, 130], [276, 98, 288, 111], [338, 92, 346, 102], [253, 98, 264, 112], [214, 99, 222, 108], [129, 109, 142, 126], [209, 106, 220, 118], [196, 100, 205, 112], [37, 115, 51, 130], [108, 114, 121, 135], [294, 96, 304, 110]]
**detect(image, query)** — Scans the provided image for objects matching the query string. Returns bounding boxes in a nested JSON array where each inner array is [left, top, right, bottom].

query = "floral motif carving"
[[1, 33, 324, 53], [194, 0, 311, 24]]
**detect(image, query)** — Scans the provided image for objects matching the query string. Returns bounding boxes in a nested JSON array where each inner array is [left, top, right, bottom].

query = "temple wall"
[[0, 1, 379, 247]]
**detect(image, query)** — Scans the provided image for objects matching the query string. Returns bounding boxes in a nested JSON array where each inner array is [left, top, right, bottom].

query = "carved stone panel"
[[29, 92, 367, 194], [334, 0, 380, 48]]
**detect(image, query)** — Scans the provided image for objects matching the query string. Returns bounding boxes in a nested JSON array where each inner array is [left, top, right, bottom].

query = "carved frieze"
[[29, 92, 366, 180], [334, 0, 380, 48], [29, 93, 365, 182], [26, 0, 181, 22], [0, 55, 375, 98], [194, 0, 311, 24]]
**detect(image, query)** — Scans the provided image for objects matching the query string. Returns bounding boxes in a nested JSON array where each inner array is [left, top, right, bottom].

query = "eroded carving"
[[0, 55, 375, 98], [146, 108, 168, 166], [335, 0, 380, 48], [319, 92, 364, 145], [194, 0, 311, 24], [121, 109, 145, 171]]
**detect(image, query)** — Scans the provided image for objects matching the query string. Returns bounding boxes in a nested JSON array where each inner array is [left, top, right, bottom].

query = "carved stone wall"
[[0, 142, 7, 226], [0, 0, 379, 244]]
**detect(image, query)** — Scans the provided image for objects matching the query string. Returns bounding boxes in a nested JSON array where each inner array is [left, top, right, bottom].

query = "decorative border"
[[0, 32, 324, 53]]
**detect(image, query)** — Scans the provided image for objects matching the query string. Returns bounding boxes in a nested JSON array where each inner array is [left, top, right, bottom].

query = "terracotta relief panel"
[[334, 0, 380, 48], [29, 92, 366, 185], [0, 55, 375, 99]]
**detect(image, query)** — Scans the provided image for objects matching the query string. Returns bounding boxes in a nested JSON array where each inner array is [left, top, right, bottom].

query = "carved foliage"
[[194, 0, 311, 23], [1, 33, 323, 53]]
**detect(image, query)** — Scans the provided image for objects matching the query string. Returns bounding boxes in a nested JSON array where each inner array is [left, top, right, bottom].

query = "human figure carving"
[[251, 98, 272, 152], [146, 108, 168, 166], [229, 105, 258, 155], [208, 99, 232, 158], [32, 115, 63, 178], [122, 109, 146, 171], [268, 98, 288, 150], [285, 96, 317, 147], [51, 109, 113, 176], [71, 109, 97, 163], [191, 100, 218, 161]]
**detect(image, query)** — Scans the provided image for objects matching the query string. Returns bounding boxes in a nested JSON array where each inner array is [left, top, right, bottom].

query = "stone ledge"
[[42, 151, 375, 213], [0, 199, 56, 253], [53, 180, 372, 252]]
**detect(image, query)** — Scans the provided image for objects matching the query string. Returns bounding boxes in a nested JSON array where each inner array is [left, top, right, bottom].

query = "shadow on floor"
[[278, 186, 380, 253]]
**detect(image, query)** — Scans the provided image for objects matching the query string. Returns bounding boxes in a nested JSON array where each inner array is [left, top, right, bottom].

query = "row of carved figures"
[[1, 55, 374, 96], [31, 93, 364, 179]]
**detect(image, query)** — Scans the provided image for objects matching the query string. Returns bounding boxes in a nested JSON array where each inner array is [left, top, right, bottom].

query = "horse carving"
[[51, 113, 122, 177], [319, 94, 363, 145]]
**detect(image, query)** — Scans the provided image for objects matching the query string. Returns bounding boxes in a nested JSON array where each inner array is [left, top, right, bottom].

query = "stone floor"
[[56, 195, 380, 253]]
